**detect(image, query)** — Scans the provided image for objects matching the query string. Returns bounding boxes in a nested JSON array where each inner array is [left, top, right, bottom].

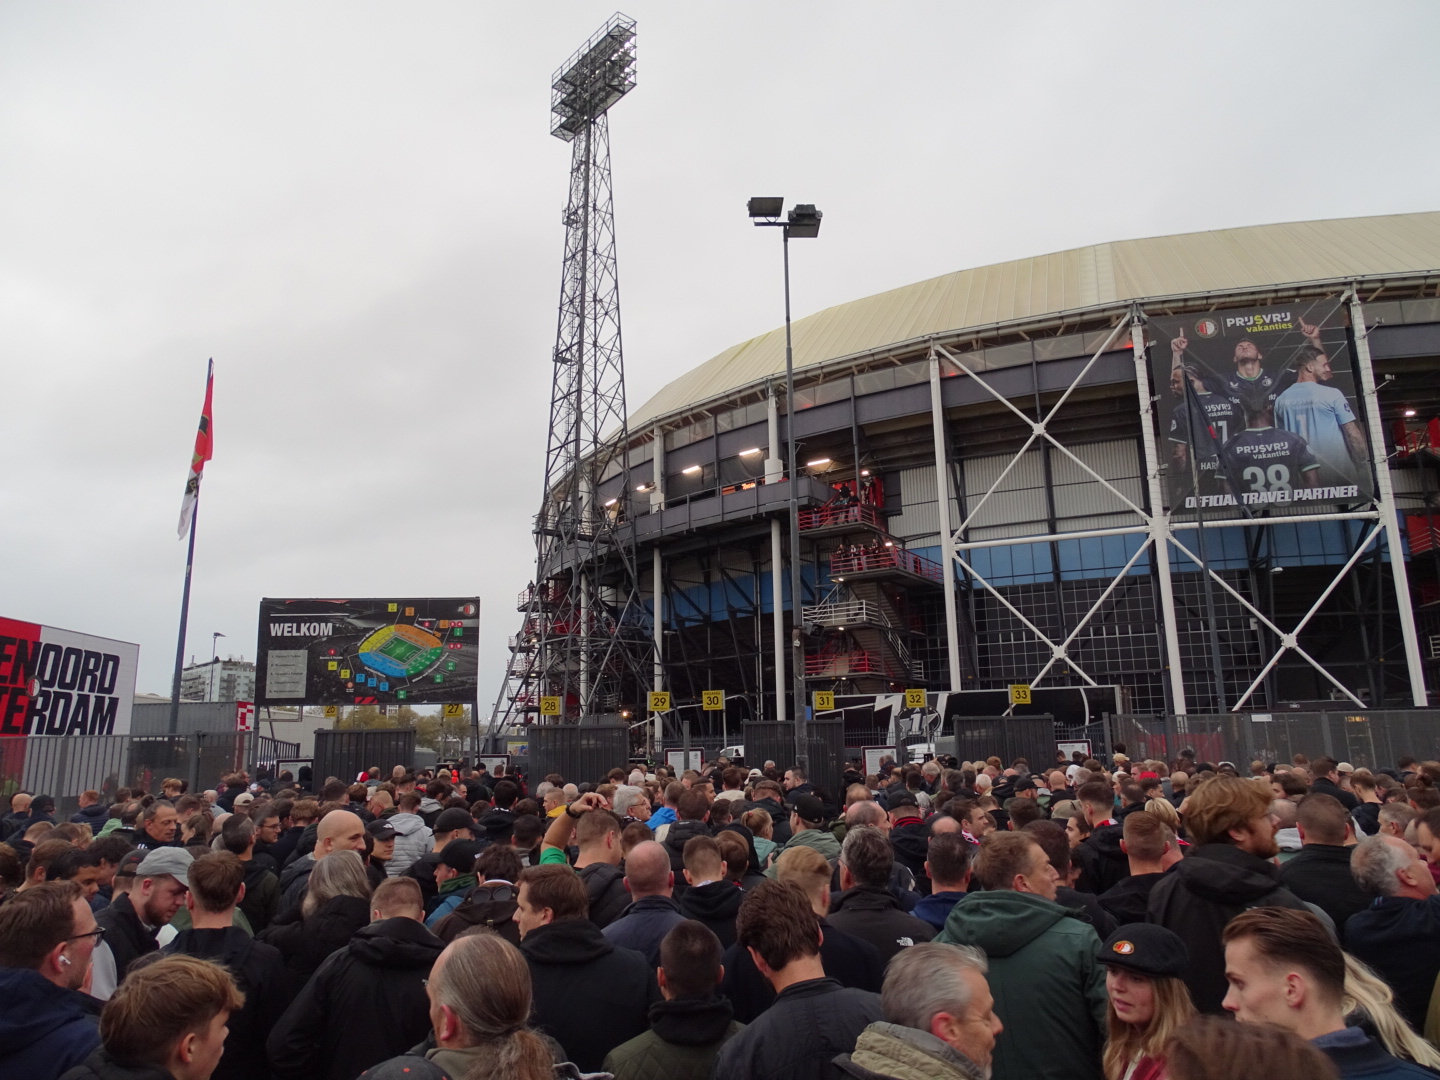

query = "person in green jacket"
[[763, 795, 840, 878], [602, 919, 744, 1080], [936, 831, 1107, 1080]]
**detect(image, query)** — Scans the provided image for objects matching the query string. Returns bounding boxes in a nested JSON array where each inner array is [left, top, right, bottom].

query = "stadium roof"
[[630, 210, 1440, 429]]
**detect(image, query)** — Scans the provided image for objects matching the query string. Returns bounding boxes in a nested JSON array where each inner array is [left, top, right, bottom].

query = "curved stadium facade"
[[515, 212, 1440, 744]]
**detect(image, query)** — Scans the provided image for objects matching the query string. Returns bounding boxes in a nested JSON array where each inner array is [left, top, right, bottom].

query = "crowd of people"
[[3, 747, 1440, 1080]]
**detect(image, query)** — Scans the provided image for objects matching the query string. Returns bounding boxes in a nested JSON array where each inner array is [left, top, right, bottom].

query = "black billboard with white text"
[[255, 597, 479, 706], [1148, 299, 1373, 516]]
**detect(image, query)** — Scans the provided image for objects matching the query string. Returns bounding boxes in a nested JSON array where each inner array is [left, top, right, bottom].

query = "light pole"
[[748, 197, 822, 775]]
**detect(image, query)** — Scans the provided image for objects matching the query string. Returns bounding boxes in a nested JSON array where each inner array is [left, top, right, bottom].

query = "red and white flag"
[[177, 359, 214, 538]]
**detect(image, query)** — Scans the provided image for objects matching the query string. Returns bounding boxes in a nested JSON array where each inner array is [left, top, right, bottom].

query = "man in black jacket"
[[658, 788, 713, 901], [266, 877, 443, 1080], [165, 852, 285, 1080], [1278, 793, 1373, 942], [602, 841, 687, 966], [1097, 811, 1180, 926], [884, 792, 931, 896], [1072, 781, 1129, 895], [516, 864, 659, 1072], [537, 794, 630, 928], [747, 781, 794, 846], [714, 880, 883, 1080], [130, 801, 179, 852], [676, 835, 744, 947], [1147, 775, 1308, 1014], [1308, 757, 1360, 811], [827, 827, 935, 964], [95, 847, 191, 985]]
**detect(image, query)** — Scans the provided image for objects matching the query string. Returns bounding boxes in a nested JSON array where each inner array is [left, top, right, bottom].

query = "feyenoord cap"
[[1100, 923, 1188, 979]]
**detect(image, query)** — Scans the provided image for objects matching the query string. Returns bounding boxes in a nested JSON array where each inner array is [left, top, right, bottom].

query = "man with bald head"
[[601, 840, 687, 966], [276, 808, 368, 916]]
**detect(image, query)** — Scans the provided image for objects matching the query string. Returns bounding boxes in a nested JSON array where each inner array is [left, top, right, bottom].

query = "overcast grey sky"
[[3, 2, 1437, 708]]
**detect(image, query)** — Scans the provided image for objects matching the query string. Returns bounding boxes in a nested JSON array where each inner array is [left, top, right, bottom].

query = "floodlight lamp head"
[[748, 196, 784, 219], [786, 204, 822, 238], [550, 12, 637, 141]]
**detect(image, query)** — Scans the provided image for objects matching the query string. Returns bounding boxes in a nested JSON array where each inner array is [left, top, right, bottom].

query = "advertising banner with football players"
[[1149, 299, 1373, 516]]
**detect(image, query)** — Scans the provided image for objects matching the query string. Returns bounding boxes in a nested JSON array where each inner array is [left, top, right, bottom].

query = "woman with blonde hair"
[[1343, 953, 1440, 1071], [1099, 924, 1196, 1080], [1143, 797, 1180, 831], [260, 849, 371, 996]]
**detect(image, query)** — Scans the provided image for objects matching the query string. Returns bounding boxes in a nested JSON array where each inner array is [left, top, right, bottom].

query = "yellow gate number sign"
[[1009, 683, 1032, 705], [813, 691, 835, 711], [702, 690, 724, 711], [442, 703, 465, 718], [648, 691, 672, 712], [904, 688, 927, 709], [323, 705, 338, 718], [539, 696, 561, 716]]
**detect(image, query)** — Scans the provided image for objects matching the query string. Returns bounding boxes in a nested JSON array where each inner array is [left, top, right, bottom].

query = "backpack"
[[432, 882, 520, 944]]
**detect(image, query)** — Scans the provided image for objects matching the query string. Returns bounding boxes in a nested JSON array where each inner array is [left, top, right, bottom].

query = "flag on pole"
[[177, 359, 214, 538]]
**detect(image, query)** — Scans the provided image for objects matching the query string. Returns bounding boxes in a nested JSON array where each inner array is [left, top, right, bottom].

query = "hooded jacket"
[[387, 813, 434, 877], [276, 853, 315, 917], [70, 803, 109, 829], [712, 977, 883, 1080], [936, 890, 1107, 1080], [1345, 894, 1440, 1030], [835, 1021, 988, 1080], [1146, 843, 1308, 1015], [519, 917, 659, 1073], [677, 879, 745, 947], [763, 828, 841, 878], [267, 915, 445, 1080], [431, 881, 521, 945], [258, 893, 372, 1000], [238, 858, 280, 933], [721, 918, 884, 1024], [474, 806, 516, 843], [0, 967, 101, 1080], [827, 886, 936, 964], [93, 893, 158, 985], [578, 861, 630, 929], [601, 996, 744, 1080], [912, 890, 967, 933], [1097, 871, 1168, 927], [1073, 823, 1129, 895], [602, 895, 687, 967], [887, 817, 931, 895], [164, 926, 286, 1080]]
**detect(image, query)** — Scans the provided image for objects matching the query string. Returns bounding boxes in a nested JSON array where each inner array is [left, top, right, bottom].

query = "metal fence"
[[1106, 711, 1440, 771], [0, 732, 300, 818], [742, 720, 847, 799], [313, 729, 418, 787], [528, 725, 631, 787]]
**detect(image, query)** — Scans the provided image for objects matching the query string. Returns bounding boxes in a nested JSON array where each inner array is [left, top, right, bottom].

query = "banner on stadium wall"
[[1148, 299, 1374, 516], [255, 598, 480, 706], [0, 618, 140, 736]]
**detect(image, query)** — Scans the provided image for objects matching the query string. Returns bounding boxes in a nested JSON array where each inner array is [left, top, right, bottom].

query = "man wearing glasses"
[[0, 879, 106, 1078]]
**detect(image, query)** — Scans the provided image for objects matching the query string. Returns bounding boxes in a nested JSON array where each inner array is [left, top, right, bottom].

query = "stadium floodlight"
[[1404, 408, 1417, 417], [682, 465, 702, 475], [550, 13, 637, 142], [748, 197, 824, 776], [748, 196, 784, 219], [806, 458, 832, 468], [739, 447, 762, 457], [786, 204, 823, 238]]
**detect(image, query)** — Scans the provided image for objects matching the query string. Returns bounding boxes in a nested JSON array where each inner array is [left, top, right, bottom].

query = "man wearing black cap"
[[763, 794, 839, 877], [365, 819, 397, 889], [404, 807, 476, 907], [424, 839, 484, 929], [885, 791, 931, 897]]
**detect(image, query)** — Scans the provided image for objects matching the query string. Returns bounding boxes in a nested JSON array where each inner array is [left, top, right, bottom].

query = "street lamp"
[[748, 196, 822, 775]]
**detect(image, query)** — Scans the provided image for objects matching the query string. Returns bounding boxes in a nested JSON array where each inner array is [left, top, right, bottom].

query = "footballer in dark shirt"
[[1219, 408, 1320, 504]]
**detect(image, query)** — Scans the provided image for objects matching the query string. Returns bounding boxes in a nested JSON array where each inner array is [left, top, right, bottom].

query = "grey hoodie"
[[387, 813, 433, 877]]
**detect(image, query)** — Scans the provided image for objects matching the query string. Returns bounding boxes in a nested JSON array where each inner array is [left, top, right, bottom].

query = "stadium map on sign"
[[255, 597, 480, 706]]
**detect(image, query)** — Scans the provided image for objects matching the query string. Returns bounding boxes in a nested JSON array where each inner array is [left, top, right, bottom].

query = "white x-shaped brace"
[[932, 327, 1378, 714], [1165, 525, 1381, 712]]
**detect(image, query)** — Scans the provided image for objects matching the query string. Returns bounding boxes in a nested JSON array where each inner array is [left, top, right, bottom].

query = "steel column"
[[929, 352, 962, 688]]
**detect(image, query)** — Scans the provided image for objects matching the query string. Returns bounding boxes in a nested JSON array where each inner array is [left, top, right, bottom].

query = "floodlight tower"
[[488, 13, 650, 738]]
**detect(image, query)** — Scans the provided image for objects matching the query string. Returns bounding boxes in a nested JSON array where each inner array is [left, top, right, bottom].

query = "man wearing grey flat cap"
[[94, 847, 192, 985]]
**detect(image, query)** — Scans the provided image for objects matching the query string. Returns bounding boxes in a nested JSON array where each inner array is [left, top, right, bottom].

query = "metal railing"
[[799, 504, 884, 532], [830, 546, 943, 583], [801, 600, 891, 628]]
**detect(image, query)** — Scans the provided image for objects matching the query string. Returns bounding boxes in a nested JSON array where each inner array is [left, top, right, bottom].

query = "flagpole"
[[169, 495, 199, 735]]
